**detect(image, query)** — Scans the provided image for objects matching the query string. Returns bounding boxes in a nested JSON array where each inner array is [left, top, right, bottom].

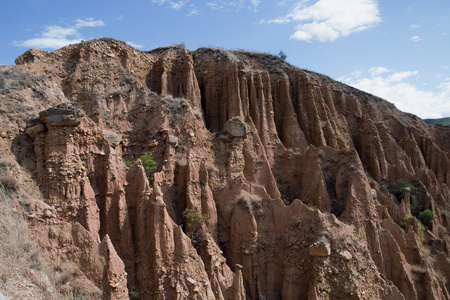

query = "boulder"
[[224, 117, 247, 138], [103, 130, 122, 148], [39, 103, 81, 127], [167, 134, 179, 146]]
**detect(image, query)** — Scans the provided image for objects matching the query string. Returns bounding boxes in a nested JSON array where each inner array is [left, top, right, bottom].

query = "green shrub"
[[388, 179, 418, 202], [124, 151, 157, 180], [278, 50, 287, 60], [182, 208, 210, 246], [418, 209, 434, 227], [124, 160, 134, 168], [401, 214, 425, 242], [140, 151, 157, 179]]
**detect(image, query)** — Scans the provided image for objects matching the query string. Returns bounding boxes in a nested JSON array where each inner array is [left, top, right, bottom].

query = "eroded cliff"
[[0, 38, 449, 299]]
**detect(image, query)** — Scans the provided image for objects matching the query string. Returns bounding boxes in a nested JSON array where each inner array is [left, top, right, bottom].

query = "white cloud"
[[126, 41, 144, 49], [250, 0, 260, 9], [387, 70, 418, 82], [206, 0, 258, 11], [41, 26, 79, 39], [369, 67, 390, 76], [187, 8, 200, 16], [152, 0, 189, 10], [13, 37, 82, 49], [13, 18, 105, 50], [269, 0, 381, 42], [339, 68, 450, 119], [410, 24, 421, 29], [75, 18, 105, 28], [410, 35, 422, 42]]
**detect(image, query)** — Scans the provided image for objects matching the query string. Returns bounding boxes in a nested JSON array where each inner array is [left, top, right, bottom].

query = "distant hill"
[[423, 117, 450, 126]]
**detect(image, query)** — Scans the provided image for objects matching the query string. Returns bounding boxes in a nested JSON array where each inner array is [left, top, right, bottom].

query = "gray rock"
[[39, 103, 81, 127], [224, 117, 247, 138], [167, 134, 179, 146], [103, 130, 122, 148]]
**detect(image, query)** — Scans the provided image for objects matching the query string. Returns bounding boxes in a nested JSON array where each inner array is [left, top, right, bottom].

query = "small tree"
[[388, 179, 418, 203], [140, 151, 157, 179], [418, 209, 434, 227], [183, 208, 210, 246], [124, 151, 157, 180], [278, 50, 287, 60], [401, 215, 425, 242]]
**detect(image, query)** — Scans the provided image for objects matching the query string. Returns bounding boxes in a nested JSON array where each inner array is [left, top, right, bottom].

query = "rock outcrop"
[[0, 38, 449, 299]]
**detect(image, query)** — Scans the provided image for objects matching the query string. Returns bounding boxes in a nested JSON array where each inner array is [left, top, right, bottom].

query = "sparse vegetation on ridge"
[[0, 68, 46, 94], [278, 50, 287, 60]]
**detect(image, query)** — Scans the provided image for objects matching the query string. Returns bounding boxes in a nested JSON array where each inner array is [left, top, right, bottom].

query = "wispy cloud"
[[268, 0, 381, 42], [126, 41, 144, 49], [250, 0, 260, 9], [187, 8, 200, 16], [152, 0, 189, 10], [410, 35, 422, 42], [207, 0, 259, 11], [369, 67, 390, 76], [410, 24, 421, 29], [74, 18, 105, 28], [13, 18, 105, 49], [339, 68, 450, 119]]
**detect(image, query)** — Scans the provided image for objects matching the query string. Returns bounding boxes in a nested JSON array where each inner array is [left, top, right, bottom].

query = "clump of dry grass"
[[0, 186, 31, 283], [0, 187, 94, 299], [0, 158, 18, 193], [236, 190, 264, 216]]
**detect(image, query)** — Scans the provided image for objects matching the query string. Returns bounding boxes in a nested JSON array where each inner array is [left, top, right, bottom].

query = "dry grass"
[[0, 187, 92, 299], [0, 187, 31, 283], [236, 190, 264, 216]]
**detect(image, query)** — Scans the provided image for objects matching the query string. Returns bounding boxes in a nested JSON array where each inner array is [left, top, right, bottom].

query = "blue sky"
[[1, 0, 449, 118]]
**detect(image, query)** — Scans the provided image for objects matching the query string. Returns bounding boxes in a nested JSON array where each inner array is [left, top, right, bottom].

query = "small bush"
[[388, 179, 418, 203], [278, 50, 287, 60], [418, 209, 434, 227], [124, 152, 157, 180], [183, 208, 210, 246], [401, 214, 425, 242], [124, 160, 134, 168], [140, 151, 157, 179], [237, 191, 264, 216], [0, 175, 18, 192]]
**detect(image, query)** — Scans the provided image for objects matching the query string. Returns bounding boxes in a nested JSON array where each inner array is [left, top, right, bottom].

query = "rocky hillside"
[[0, 38, 449, 299], [424, 117, 450, 127]]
